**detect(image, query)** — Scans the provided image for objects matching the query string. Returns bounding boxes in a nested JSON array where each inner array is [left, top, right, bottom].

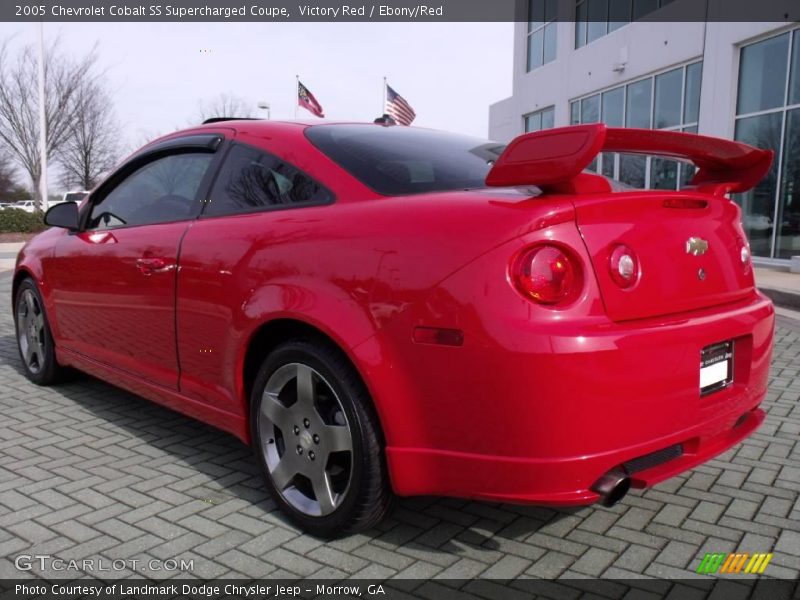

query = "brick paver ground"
[[0, 271, 798, 581]]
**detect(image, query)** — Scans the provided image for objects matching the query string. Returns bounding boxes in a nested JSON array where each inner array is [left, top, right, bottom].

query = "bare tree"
[[56, 81, 119, 191], [0, 150, 17, 199], [196, 94, 255, 122], [119, 128, 165, 157], [0, 39, 98, 208]]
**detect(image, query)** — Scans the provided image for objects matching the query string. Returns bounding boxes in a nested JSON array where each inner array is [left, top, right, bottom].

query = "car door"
[[47, 134, 224, 389], [176, 140, 334, 413]]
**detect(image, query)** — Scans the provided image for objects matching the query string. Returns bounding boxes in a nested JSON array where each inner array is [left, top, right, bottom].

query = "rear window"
[[306, 124, 505, 196]]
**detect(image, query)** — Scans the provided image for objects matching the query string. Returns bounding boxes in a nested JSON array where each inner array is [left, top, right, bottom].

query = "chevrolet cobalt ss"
[[14, 121, 774, 536]]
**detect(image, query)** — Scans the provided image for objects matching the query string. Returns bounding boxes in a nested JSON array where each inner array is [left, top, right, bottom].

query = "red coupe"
[[14, 121, 774, 536]]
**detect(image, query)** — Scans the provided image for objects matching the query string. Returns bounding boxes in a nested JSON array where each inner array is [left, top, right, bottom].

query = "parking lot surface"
[[1, 272, 799, 583]]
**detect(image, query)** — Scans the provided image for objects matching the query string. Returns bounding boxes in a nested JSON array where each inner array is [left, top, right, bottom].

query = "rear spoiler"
[[485, 123, 773, 197]]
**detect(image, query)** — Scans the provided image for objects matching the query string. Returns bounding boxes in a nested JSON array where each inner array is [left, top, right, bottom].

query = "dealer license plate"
[[700, 341, 734, 396]]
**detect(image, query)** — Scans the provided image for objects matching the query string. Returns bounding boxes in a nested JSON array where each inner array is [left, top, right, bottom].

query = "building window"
[[524, 106, 556, 132], [569, 60, 702, 188], [735, 28, 800, 259], [575, 0, 675, 48], [528, 0, 558, 71]]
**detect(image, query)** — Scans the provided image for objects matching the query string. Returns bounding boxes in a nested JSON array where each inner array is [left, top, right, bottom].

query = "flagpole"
[[382, 76, 387, 114], [295, 75, 299, 119]]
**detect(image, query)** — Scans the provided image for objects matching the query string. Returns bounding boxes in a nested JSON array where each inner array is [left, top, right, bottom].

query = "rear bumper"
[[384, 291, 774, 504], [387, 404, 764, 505]]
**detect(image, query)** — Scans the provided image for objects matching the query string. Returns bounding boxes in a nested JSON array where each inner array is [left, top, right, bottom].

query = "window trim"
[[80, 134, 226, 232], [574, 0, 675, 49], [198, 141, 335, 220], [526, 0, 558, 72]]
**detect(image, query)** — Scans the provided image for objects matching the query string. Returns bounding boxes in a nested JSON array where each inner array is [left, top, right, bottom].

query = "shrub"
[[0, 208, 47, 233]]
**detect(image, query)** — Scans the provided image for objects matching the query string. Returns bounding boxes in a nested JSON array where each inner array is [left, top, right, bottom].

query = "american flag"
[[385, 84, 416, 126], [298, 80, 325, 118]]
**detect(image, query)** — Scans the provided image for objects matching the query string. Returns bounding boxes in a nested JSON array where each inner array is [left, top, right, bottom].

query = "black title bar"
[[2, 0, 799, 22], [2, 578, 800, 600]]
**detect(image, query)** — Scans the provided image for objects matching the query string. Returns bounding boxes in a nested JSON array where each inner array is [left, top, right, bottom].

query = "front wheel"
[[14, 279, 68, 385], [250, 339, 394, 537]]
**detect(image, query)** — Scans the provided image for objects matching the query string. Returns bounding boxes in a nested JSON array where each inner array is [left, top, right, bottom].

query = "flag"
[[385, 84, 416, 126], [298, 80, 325, 118]]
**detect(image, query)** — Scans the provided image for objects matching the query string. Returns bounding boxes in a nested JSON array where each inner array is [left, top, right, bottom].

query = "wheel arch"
[[240, 317, 386, 445], [11, 268, 36, 309]]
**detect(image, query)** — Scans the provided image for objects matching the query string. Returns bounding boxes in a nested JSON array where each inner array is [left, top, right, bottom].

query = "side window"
[[87, 153, 213, 230], [205, 144, 331, 217]]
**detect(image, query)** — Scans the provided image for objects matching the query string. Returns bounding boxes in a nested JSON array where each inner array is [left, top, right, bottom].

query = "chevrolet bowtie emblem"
[[686, 237, 709, 256]]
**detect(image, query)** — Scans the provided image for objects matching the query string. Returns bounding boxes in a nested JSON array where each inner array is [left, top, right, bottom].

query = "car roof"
[[195, 119, 371, 132], [200, 118, 367, 127], [137, 119, 425, 155]]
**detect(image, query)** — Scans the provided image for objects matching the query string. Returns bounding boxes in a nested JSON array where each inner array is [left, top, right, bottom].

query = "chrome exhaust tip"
[[591, 469, 631, 507]]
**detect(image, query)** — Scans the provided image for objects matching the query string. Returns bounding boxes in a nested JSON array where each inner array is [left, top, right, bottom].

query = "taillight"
[[513, 245, 580, 305], [609, 244, 640, 288]]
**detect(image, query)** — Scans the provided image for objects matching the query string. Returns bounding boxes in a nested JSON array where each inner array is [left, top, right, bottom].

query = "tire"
[[14, 278, 68, 386], [250, 338, 394, 537]]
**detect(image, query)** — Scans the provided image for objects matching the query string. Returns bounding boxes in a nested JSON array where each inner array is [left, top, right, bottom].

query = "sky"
[[0, 21, 513, 191]]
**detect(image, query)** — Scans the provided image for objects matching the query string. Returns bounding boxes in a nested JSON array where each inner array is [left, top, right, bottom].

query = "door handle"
[[136, 257, 173, 275]]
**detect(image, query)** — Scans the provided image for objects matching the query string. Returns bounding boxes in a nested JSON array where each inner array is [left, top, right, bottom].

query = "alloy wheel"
[[258, 363, 354, 517], [16, 288, 46, 375]]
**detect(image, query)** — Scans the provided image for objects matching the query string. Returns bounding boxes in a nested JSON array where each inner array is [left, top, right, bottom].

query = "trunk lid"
[[572, 192, 754, 322]]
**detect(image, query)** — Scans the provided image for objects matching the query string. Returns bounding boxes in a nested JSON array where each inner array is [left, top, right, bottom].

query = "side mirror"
[[44, 202, 80, 230]]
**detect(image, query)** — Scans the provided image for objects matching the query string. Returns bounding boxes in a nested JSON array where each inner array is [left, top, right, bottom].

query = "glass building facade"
[[569, 61, 702, 190], [527, 0, 558, 71], [734, 28, 800, 259], [524, 106, 555, 132], [574, 0, 676, 49]]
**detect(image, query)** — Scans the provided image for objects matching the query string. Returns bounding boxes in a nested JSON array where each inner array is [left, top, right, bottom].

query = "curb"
[[760, 287, 800, 312]]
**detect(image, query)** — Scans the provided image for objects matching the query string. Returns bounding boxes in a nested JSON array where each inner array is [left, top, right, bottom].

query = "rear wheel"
[[250, 339, 394, 537], [14, 279, 67, 385]]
